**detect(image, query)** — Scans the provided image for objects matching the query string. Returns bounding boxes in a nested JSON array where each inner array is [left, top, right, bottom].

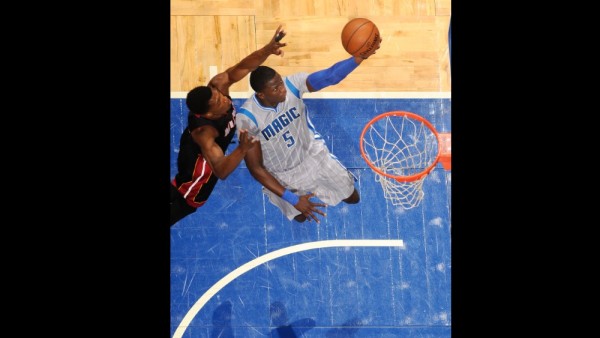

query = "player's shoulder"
[[284, 72, 310, 97], [190, 123, 218, 140], [208, 74, 231, 94], [285, 72, 309, 83], [236, 103, 256, 121], [239, 96, 256, 111]]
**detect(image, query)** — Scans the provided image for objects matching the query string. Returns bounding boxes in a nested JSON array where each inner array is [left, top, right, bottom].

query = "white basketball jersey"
[[237, 72, 325, 173]]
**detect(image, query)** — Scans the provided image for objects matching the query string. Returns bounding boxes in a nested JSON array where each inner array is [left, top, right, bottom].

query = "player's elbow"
[[212, 168, 231, 180]]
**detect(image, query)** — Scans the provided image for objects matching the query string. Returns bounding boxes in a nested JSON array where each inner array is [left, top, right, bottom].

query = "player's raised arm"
[[210, 25, 287, 94], [305, 35, 381, 93]]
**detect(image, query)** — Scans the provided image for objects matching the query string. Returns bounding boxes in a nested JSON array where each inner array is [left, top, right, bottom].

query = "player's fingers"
[[312, 208, 326, 217], [303, 193, 315, 199], [273, 25, 286, 43], [307, 212, 320, 223], [275, 31, 286, 42]]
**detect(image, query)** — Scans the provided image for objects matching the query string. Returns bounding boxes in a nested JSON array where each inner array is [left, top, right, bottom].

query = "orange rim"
[[359, 111, 441, 182]]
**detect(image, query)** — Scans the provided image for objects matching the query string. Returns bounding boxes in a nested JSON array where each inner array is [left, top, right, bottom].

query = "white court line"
[[173, 64, 450, 99], [171, 91, 451, 99], [172, 239, 404, 338]]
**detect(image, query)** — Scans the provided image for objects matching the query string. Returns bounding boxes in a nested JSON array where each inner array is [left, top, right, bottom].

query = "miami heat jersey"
[[173, 96, 236, 208]]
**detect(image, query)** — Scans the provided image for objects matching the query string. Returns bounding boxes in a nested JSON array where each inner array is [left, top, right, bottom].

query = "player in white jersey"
[[236, 37, 382, 223]]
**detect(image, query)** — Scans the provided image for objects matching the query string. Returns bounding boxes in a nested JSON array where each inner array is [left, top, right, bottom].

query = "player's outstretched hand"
[[359, 35, 382, 59], [294, 193, 327, 223], [264, 24, 287, 57], [238, 129, 259, 152]]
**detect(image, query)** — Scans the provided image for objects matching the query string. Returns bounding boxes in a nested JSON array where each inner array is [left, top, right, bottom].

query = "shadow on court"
[[270, 301, 315, 337], [209, 300, 364, 337]]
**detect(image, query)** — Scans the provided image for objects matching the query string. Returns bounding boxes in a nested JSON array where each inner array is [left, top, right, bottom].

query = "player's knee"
[[343, 189, 360, 204], [294, 214, 307, 223]]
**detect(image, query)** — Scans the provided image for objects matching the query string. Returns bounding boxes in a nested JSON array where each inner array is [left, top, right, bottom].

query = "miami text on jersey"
[[224, 110, 237, 137]]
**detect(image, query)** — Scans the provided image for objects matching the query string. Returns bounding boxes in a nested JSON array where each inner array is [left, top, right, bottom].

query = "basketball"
[[341, 18, 380, 58]]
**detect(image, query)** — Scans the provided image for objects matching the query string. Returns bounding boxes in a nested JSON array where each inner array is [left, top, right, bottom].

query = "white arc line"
[[173, 239, 404, 338]]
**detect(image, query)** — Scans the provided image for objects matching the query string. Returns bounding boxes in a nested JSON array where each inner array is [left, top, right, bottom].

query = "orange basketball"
[[341, 18, 380, 58]]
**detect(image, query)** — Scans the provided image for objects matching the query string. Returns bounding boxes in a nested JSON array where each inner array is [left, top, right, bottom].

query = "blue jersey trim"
[[285, 77, 301, 99], [237, 107, 258, 128], [305, 107, 323, 140]]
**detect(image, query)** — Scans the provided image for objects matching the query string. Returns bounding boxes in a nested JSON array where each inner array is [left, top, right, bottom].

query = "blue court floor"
[[170, 97, 451, 337]]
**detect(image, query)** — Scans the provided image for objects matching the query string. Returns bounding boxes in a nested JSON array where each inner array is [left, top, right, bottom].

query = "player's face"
[[261, 74, 286, 104], [206, 87, 232, 119]]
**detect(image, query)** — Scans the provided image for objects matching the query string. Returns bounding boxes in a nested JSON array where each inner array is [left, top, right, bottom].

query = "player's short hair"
[[250, 66, 277, 92], [186, 86, 212, 114]]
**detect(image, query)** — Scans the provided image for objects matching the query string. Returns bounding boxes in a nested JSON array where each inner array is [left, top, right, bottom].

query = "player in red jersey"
[[171, 26, 287, 226]]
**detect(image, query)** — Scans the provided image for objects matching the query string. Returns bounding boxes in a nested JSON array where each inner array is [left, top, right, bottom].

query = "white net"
[[360, 112, 440, 209]]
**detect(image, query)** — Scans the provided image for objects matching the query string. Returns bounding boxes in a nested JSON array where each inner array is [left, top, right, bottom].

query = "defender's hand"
[[238, 129, 258, 152], [264, 24, 287, 57]]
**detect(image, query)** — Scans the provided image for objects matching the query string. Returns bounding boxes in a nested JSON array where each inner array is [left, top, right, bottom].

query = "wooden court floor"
[[171, 0, 451, 95]]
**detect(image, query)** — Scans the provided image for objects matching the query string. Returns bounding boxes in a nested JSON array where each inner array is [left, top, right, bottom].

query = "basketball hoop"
[[359, 111, 451, 209]]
